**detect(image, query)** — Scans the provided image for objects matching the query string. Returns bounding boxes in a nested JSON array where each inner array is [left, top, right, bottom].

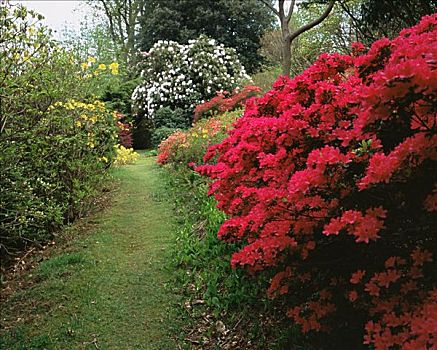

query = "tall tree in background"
[[137, 0, 275, 73], [339, 0, 437, 44], [260, 0, 336, 77], [88, 0, 145, 64], [260, 1, 354, 76]]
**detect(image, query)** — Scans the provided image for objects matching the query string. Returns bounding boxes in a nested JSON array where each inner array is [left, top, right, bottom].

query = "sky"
[[12, 1, 91, 38]]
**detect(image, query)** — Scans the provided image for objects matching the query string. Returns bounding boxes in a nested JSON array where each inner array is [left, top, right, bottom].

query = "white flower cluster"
[[132, 36, 249, 121]]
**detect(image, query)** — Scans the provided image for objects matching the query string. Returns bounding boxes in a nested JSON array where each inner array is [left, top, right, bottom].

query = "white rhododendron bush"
[[132, 36, 249, 123]]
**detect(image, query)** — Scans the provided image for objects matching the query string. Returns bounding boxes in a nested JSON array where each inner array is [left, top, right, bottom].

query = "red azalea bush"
[[116, 112, 133, 148], [157, 109, 241, 167], [198, 15, 437, 349], [193, 85, 262, 121], [156, 130, 188, 165]]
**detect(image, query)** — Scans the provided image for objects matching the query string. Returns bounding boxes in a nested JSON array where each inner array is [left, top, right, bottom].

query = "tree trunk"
[[281, 19, 292, 76], [261, 0, 336, 77]]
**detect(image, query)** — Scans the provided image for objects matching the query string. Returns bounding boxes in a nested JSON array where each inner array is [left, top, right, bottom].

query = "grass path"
[[1, 156, 179, 350]]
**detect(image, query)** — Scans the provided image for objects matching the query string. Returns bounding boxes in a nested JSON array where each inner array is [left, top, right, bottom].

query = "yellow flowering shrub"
[[48, 99, 118, 154], [0, 3, 127, 258], [114, 145, 140, 166]]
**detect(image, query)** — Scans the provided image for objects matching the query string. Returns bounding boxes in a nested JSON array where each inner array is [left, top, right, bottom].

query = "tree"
[[137, 0, 275, 74], [260, 0, 335, 76], [260, 2, 354, 76], [339, 0, 437, 44], [87, 0, 145, 64]]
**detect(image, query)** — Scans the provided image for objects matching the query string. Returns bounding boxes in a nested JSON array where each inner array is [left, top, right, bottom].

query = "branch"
[[289, 0, 336, 42], [100, 0, 118, 44], [338, 0, 375, 42], [120, 0, 129, 29], [115, 2, 125, 42], [259, 0, 279, 17], [285, 0, 296, 23]]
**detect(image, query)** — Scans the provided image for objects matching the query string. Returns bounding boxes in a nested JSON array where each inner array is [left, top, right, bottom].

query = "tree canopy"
[[137, 0, 275, 73], [340, 0, 437, 43]]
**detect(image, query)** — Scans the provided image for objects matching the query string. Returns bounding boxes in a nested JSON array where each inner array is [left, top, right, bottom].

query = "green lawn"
[[1, 156, 179, 350]]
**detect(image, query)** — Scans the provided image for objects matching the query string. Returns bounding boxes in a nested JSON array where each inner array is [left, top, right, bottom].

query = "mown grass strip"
[[1, 156, 179, 350]]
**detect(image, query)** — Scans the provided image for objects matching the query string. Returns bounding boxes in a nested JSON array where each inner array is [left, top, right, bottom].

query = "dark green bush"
[[153, 107, 190, 129], [151, 126, 180, 148], [101, 76, 140, 120]]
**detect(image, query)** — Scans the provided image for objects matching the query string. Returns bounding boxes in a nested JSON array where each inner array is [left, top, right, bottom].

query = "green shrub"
[[1, 100, 118, 257], [151, 127, 180, 148], [100, 75, 140, 119], [0, 4, 118, 259], [153, 106, 190, 129]]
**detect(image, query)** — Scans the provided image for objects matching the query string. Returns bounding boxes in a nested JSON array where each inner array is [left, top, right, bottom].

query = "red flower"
[[351, 270, 366, 284], [195, 13, 437, 349], [348, 290, 359, 302]]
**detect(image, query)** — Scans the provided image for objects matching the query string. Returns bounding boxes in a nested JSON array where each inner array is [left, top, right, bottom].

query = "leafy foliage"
[[198, 15, 437, 349], [138, 0, 275, 73], [153, 106, 190, 129], [250, 66, 283, 93], [1, 99, 118, 257], [341, 0, 437, 43], [0, 4, 118, 259]]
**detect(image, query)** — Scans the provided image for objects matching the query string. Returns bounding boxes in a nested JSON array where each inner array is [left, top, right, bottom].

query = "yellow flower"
[[98, 63, 106, 70], [109, 62, 119, 70], [88, 57, 96, 63], [114, 145, 140, 165], [81, 62, 88, 70], [109, 62, 119, 75], [75, 120, 82, 127], [93, 70, 99, 76]]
